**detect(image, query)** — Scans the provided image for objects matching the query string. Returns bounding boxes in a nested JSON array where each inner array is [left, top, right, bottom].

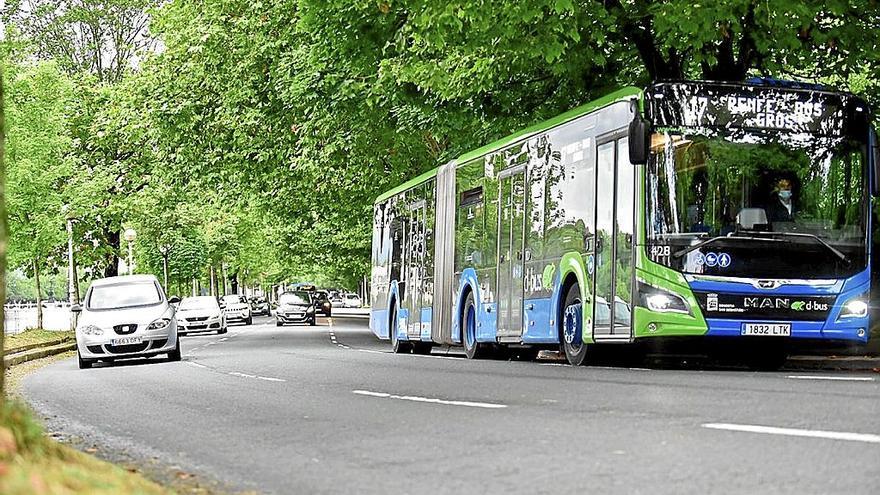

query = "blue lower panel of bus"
[[705, 319, 868, 343], [370, 309, 388, 339], [420, 307, 432, 342], [523, 298, 556, 343]]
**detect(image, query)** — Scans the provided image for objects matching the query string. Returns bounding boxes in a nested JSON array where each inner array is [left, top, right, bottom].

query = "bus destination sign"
[[647, 82, 859, 136]]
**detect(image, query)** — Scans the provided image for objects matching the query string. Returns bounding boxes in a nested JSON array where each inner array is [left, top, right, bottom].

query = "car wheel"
[[309, 317, 316, 326], [276, 320, 283, 327], [219, 327, 227, 335], [462, 292, 488, 359], [77, 350, 93, 369], [167, 337, 182, 362], [246, 316, 253, 325], [561, 283, 591, 366]]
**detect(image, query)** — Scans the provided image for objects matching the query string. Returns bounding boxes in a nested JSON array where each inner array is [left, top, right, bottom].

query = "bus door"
[[594, 135, 634, 340], [406, 196, 427, 339], [496, 167, 527, 339]]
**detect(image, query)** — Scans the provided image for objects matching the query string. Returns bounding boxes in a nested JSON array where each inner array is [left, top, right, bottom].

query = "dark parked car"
[[275, 291, 317, 326], [250, 296, 271, 316], [314, 290, 332, 317]]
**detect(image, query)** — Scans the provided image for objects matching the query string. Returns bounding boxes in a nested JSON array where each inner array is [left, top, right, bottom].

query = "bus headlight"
[[638, 282, 690, 315], [839, 297, 868, 319]]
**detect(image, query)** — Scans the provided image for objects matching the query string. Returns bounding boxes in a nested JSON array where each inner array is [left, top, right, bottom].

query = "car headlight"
[[147, 318, 172, 330], [79, 325, 103, 336], [306, 307, 315, 314], [838, 296, 869, 319], [638, 282, 690, 315]]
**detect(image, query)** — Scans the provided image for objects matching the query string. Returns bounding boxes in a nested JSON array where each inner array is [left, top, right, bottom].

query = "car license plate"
[[110, 337, 142, 346], [741, 323, 791, 336]]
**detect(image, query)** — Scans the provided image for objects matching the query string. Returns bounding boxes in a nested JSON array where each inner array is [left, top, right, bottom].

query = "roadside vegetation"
[[0, 400, 169, 495], [4, 330, 73, 353]]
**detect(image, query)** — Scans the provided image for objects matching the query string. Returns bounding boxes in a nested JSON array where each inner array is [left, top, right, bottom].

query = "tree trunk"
[[210, 266, 216, 297], [34, 258, 43, 329], [103, 228, 120, 277], [0, 63, 7, 395]]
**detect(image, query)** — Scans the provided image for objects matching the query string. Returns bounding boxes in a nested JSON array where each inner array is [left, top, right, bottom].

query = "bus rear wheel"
[[390, 304, 412, 354], [462, 292, 488, 359], [561, 283, 590, 366]]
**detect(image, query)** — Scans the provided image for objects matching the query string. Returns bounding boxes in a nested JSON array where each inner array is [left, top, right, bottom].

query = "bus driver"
[[767, 178, 796, 222]]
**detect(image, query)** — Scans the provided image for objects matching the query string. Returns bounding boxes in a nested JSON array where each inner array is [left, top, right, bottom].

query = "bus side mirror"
[[872, 127, 880, 197], [628, 115, 650, 165]]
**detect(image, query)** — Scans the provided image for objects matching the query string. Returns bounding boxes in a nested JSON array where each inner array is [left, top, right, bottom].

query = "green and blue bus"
[[370, 79, 879, 367]]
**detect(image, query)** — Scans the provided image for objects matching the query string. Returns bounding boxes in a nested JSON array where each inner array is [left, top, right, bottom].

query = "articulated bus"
[[370, 80, 880, 368]]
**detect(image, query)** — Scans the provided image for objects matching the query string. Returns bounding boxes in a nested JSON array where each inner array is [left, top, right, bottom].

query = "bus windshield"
[[646, 129, 868, 278]]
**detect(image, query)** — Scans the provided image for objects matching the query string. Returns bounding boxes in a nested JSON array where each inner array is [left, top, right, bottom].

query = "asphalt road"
[[23, 314, 880, 494]]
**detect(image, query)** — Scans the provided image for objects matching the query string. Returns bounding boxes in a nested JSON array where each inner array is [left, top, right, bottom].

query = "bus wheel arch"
[[460, 287, 487, 359], [558, 273, 590, 366], [389, 296, 411, 353]]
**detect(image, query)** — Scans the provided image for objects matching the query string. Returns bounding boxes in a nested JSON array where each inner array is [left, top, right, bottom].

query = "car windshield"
[[280, 293, 310, 305], [646, 130, 868, 278], [88, 282, 162, 310], [180, 297, 218, 310], [221, 296, 245, 304]]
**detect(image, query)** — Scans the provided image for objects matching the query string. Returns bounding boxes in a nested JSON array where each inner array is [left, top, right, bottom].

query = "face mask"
[[779, 190, 792, 200]]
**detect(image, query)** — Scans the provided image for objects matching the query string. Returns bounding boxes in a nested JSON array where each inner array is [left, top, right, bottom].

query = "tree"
[[1, 41, 7, 395], [5, 60, 73, 327]]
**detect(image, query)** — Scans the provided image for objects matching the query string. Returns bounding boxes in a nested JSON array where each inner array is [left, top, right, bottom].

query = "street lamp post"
[[158, 244, 171, 293], [123, 228, 137, 275]]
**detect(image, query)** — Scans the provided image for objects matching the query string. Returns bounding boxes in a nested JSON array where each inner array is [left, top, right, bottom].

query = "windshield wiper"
[[750, 231, 850, 264], [672, 234, 784, 259]]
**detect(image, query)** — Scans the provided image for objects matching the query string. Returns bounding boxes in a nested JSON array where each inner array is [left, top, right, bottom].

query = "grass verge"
[[5, 329, 74, 353], [0, 399, 170, 495]]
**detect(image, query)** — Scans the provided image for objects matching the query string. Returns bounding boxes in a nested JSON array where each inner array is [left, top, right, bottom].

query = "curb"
[[4, 337, 74, 356], [4, 342, 77, 367], [785, 355, 880, 372]]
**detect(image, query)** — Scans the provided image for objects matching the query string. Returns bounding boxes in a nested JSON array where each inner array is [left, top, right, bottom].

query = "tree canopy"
[[3, 0, 880, 295]]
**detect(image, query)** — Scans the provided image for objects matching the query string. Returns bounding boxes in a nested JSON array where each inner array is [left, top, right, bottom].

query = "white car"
[[178, 296, 227, 335], [220, 295, 253, 325], [343, 293, 362, 308], [72, 274, 181, 369]]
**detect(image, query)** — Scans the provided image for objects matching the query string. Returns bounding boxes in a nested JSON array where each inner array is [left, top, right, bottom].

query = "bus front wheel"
[[462, 292, 488, 359], [561, 283, 591, 366]]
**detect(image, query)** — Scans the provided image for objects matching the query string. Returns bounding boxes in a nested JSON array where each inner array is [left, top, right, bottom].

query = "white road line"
[[786, 375, 874, 382], [187, 362, 209, 370], [357, 349, 387, 355], [702, 423, 880, 444], [353, 390, 507, 409], [219, 338, 229, 342], [256, 376, 286, 382], [228, 371, 256, 379]]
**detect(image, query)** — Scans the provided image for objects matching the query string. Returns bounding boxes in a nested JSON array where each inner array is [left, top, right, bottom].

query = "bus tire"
[[462, 291, 488, 359], [561, 283, 591, 366], [390, 304, 411, 354]]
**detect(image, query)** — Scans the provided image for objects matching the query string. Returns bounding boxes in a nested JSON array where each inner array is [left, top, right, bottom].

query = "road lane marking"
[[187, 362, 209, 370], [228, 371, 256, 379], [702, 423, 880, 444], [353, 390, 507, 409], [256, 376, 286, 382], [786, 375, 874, 382]]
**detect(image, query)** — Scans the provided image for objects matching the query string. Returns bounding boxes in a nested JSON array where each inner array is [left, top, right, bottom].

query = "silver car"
[[72, 275, 181, 369], [178, 296, 227, 335]]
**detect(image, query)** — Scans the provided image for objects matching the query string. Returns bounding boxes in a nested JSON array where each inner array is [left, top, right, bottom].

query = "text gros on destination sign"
[[648, 83, 852, 136]]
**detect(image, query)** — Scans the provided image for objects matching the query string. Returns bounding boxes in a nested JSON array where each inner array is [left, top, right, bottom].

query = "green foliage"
[[4, 0, 880, 293]]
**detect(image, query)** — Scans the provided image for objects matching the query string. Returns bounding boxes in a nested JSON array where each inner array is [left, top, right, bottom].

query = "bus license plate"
[[741, 323, 791, 336], [110, 337, 142, 346]]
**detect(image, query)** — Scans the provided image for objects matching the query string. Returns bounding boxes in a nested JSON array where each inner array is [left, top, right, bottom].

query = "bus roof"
[[374, 86, 643, 204]]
